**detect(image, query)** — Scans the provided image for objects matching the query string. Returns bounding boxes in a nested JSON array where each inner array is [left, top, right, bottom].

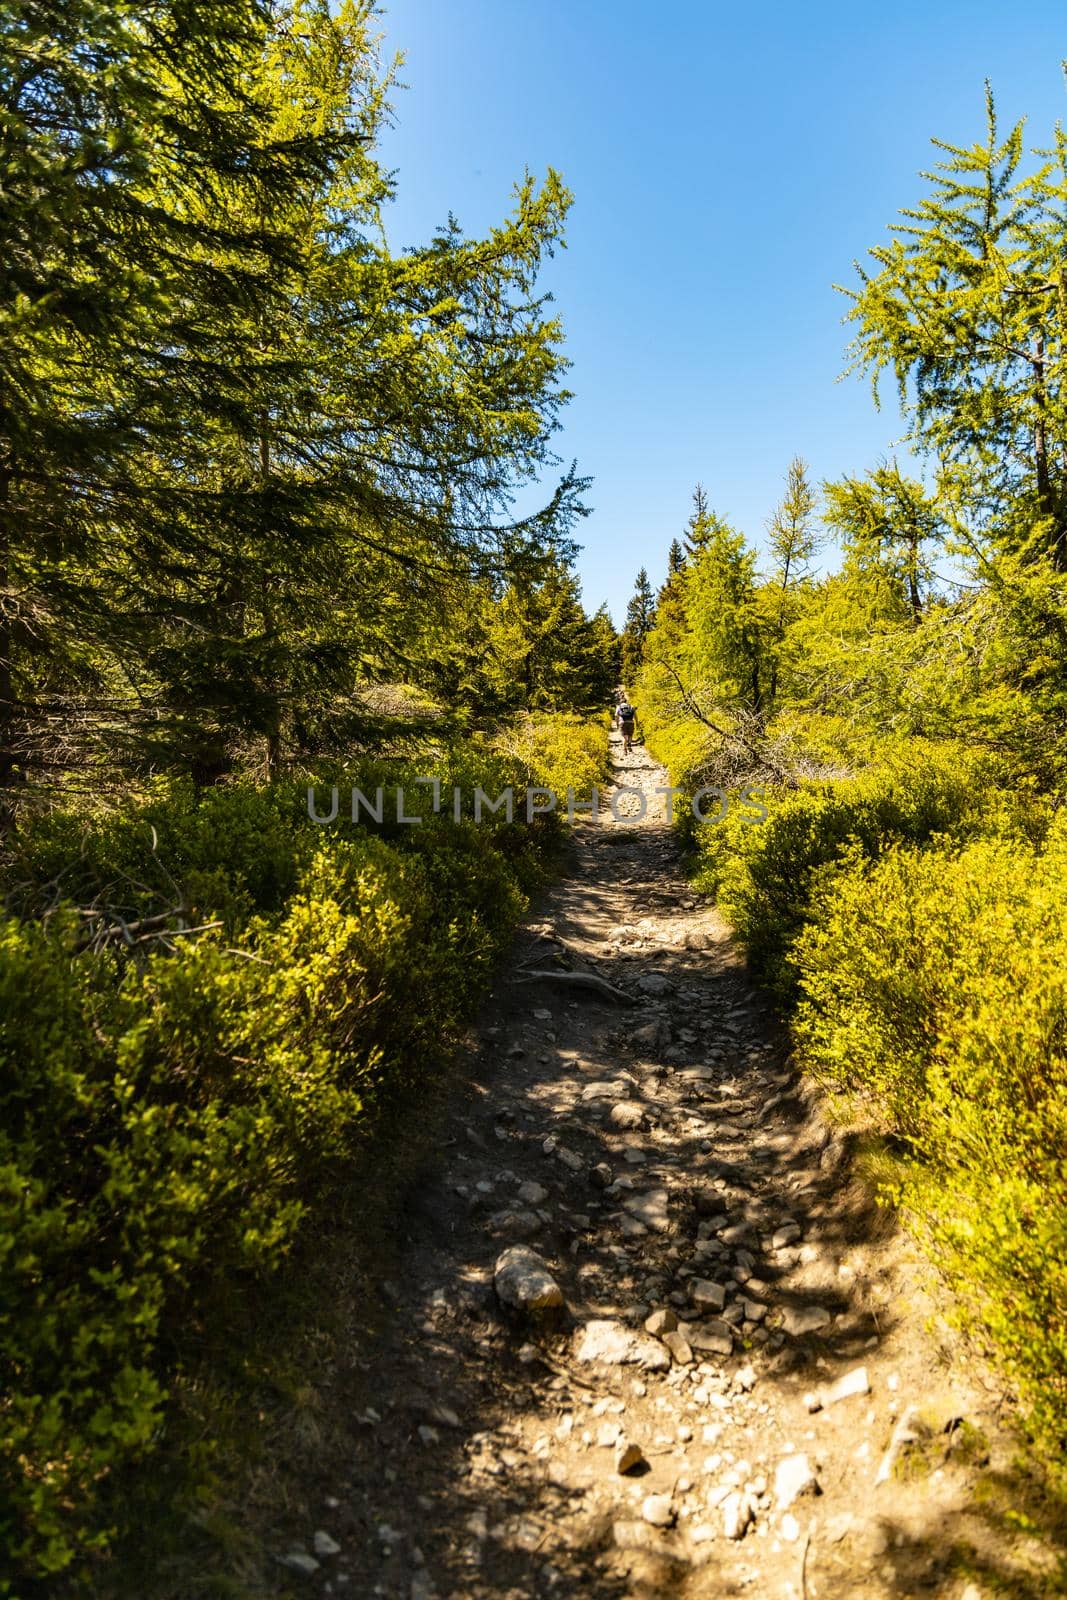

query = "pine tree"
[[0, 0, 588, 794], [584, 605, 622, 706]]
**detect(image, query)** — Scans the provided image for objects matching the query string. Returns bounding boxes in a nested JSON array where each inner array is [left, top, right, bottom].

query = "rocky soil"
[[253, 738, 1061, 1600]]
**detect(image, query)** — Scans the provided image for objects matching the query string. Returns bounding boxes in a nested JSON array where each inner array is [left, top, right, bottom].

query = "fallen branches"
[[512, 968, 638, 1006]]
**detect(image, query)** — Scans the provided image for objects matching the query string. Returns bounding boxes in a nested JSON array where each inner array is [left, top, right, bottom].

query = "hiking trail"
[[261, 737, 1054, 1600]]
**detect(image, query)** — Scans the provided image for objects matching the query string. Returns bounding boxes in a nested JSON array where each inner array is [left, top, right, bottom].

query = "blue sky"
[[373, 0, 1067, 623]]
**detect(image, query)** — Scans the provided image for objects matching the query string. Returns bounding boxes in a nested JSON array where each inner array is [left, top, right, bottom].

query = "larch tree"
[[842, 84, 1067, 570], [764, 455, 819, 704]]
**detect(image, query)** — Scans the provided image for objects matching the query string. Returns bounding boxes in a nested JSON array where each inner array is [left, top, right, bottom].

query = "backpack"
[[617, 704, 635, 723]]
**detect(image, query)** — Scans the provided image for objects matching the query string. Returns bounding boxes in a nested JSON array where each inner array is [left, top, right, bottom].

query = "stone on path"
[[721, 1490, 754, 1540], [781, 1304, 832, 1336], [662, 1329, 694, 1365], [631, 1020, 669, 1050], [486, 1208, 542, 1241], [771, 1219, 802, 1249], [637, 973, 672, 996], [822, 1365, 871, 1406], [875, 1404, 930, 1485], [689, 1278, 726, 1313], [623, 1189, 670, 1232], [280, 1552, 320, 1576], [681, 1319, 733, 1357], [644, 1308, 677, 1335], [774, 1452, 820, 1510], [494, 1246, 564, 1313], [575, 1319, 670, 1370], [615, 1438, 646, 1474], [517, 1180, 549, 1205], [580, 1080, 629, 1103], [642, 1494, 674, 1527], [610, 1101, 645, 1129]]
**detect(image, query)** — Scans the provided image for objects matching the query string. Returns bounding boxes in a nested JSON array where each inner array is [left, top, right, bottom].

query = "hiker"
[[615, 699, 637, 755]]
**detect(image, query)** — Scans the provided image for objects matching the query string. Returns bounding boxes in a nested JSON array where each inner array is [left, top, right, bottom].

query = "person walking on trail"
[[615, 699, 637, 756]]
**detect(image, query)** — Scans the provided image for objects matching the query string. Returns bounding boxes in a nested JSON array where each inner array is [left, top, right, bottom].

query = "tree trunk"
[[0, 465, 18, 820]]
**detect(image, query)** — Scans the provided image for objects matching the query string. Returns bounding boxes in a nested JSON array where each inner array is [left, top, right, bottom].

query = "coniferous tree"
[[0, 0, 588, 796], [843, 85, 1067, 569], [683, 483, 712, 556], [765, 456, 819, 704], [620, 567, 656, 685], [823, 466, 944, 626]]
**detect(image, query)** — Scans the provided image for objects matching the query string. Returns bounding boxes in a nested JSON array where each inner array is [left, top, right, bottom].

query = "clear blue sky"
[[373, 0, 1067, 624]]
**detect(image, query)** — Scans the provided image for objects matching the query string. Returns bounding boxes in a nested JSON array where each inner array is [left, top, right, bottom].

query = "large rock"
[[494, 1247, 564, 1313], [681, 1318, 733, 1356], [774, 1452, 820, 1510], [781, 1304, 832, 1336], [689, 1278, 726, 1313], [822, 1365, 870, 1406], [623, 1189, 670, 1232], [575, 1319, 670, 1370], [580, 1080, 629, 1103]]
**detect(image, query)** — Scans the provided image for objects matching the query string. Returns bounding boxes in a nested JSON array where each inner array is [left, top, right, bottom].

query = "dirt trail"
[[271, 738, 1056, 1600]]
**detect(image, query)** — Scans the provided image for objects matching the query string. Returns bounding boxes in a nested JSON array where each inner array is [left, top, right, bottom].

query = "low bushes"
[[692, 742, 1032, 996], [493, 711, 611, 803], [793, 824, 1067, 1460], [0, 726, 596, 1586], [673, 735, 1065, 1460]]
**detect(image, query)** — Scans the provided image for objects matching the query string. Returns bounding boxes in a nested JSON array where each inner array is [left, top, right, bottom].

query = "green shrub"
[[0, 718, 605, 1585], [494, 712, 611, 803], [693, 742, 1030, 995], [792, 821, 1067, 1459]]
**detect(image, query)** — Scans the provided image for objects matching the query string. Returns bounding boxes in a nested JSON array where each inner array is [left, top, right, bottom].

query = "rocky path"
[[272, 739, 1055, 1600]]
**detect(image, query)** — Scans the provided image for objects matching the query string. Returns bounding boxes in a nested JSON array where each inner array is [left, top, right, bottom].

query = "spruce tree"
[[621, 568, 656, 684]]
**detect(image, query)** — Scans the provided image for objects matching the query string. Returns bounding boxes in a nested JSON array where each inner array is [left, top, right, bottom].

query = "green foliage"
[[632, 75, 1067, 1497], [822, 465, 945, 627], [494, 712, 611, 802], [620, 567, 656, 684], [693, 743, 1026, 996], [792, 823, 1067, 1459], [842, 84, 1067, 569], [0, 717, 600, 1585], [0, 0, 595, 791]]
